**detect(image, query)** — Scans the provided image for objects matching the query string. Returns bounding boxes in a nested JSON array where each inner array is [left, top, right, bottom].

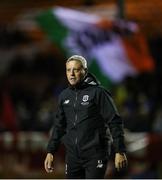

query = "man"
[[44, 55, 128, 178]]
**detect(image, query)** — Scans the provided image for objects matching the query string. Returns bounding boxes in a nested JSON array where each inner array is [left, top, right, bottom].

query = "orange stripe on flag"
[[122, 31, 155, 72]]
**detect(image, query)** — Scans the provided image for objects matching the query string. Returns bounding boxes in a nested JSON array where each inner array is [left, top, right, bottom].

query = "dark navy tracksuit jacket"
[[47, 73, 126, 178]]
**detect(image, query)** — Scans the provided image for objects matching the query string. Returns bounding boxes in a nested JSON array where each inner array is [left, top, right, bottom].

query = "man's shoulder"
[[59, 87, 70, 96], [94, 85, 112, 96], [96, 85, 111, 94]]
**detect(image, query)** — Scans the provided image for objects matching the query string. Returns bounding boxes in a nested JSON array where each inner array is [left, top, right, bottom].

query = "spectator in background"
[[0, 76, 17, 131], [44, 55, 128, 179]]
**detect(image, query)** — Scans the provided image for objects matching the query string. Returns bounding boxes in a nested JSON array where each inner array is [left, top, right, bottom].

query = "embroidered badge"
[[82, 95, 89, 102], [81, 95, 89, 105]]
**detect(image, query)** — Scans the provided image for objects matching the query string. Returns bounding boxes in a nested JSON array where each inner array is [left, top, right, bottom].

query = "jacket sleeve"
[[95, 87, 126, 153], [47, 94, 66, 154]]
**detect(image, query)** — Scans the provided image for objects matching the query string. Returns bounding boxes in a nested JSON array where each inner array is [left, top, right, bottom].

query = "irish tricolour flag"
[[36, 7, 154, 88]]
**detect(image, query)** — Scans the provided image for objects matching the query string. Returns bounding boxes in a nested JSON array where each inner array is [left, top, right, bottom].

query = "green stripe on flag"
[[36, 10, 68, 49]]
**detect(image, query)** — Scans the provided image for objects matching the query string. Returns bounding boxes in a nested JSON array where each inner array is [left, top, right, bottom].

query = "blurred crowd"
[[0, 24, 66, 132]]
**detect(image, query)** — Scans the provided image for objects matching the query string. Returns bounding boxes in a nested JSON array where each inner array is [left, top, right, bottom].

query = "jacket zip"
[[74, 90, 78, 145]]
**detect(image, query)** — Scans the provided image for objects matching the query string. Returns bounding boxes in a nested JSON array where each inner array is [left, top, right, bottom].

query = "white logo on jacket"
[[96, 160, 103, 168], [63, 99, 70, 104]]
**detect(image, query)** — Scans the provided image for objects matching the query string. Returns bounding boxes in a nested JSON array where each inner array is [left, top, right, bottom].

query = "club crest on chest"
[[81, 95, 89, 105]]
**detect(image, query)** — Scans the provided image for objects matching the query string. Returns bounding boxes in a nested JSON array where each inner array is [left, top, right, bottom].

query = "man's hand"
[[115, 152, 128, 171], [44, 153, 54, 173]]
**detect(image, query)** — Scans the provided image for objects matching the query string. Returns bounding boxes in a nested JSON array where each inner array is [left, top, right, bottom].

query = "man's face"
[[66, 60, 86, 86]]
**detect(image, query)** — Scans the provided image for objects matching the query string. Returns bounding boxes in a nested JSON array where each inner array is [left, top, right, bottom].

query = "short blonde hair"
[[66, 55, 88, 69]]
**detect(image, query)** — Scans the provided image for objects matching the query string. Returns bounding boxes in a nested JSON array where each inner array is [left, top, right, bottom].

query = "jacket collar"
[[69, 72, 100, 90]]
